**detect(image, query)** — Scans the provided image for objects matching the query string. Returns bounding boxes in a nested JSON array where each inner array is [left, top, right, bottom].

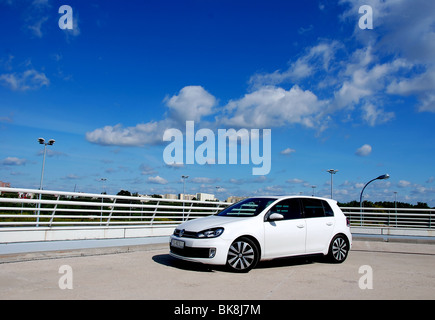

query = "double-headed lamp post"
[[359, 174, 390, 208], [37, 138, 55, 226], [181, 175, 189, 221], [326, 169, 338, 199]]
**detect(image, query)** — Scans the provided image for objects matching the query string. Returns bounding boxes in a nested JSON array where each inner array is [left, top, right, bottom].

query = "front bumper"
[[169, 235, 230, 265]]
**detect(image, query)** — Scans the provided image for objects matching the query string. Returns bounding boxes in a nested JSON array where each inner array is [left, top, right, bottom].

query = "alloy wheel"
[[227, 239, 257, 272], [331, 236, 348, 262]]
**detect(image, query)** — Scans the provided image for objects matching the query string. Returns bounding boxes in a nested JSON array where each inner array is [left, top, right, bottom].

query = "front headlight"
[[196, 227, 224, 238]]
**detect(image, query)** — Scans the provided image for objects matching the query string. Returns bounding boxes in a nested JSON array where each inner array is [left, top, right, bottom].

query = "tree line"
[[338, 200, 433, 209]]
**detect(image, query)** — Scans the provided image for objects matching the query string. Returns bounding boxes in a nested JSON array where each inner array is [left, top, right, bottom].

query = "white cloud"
[[249, 41, 341, 87], [165, 85, 216, 123], [0, 69, 49, 91], [361, 103, 395, 126], [286, 178, 304, 184], [139, 164, 156, 175], [2, 157, 27, 166], [398, 180, 411, 188], [280, 147, 296, 155], [61, 174, 80, 180], [86, 121, 171, 146], [86, 86, 217, 146], [191, 177, 220, 184], [387, 66, 435, 112], [219, 85, 328, 130], [331, 47, 411, 112], [27, 16, 48, 38], [355, 144, 372, 157], [147, 175, 168, 185], [341, 0, 435, 113]]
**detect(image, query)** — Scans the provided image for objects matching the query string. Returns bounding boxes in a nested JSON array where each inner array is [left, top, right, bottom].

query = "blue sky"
[[0, 0, 434, 205]]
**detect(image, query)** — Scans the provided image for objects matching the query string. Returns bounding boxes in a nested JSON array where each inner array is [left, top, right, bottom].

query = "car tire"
[[327, 234, 349, 263], [226, 237, 259, 273]]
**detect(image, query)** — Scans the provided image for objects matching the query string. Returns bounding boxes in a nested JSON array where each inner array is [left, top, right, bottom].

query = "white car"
[[170, 196, 352, 272]]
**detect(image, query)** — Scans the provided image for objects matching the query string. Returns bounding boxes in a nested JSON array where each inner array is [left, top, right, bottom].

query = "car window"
[[323, 201, 334, 217], [217, 198, 275, 217], [301, 198, 334, 218], [269, 198, 301, 220]]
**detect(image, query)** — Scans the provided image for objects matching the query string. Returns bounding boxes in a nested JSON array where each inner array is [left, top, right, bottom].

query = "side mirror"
[[268, 212, 284, 221]]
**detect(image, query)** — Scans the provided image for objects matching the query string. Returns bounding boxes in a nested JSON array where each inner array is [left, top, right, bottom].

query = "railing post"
[[49, 195, 60, 227], [185, 202, 194, 220], [150, 201, 160, 226], [106, 198, 117, 226], [100, 196, 104, 225]]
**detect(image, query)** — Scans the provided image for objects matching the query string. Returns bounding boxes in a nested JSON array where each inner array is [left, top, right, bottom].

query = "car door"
[[302, 198, 335, 253], [263, 198, 306, 259]]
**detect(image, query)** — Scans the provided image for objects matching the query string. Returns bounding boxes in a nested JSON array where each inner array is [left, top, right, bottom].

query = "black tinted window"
[[302, 198, 334, 218], [323, 201, 334, 216], [270, 199, 301, 220]]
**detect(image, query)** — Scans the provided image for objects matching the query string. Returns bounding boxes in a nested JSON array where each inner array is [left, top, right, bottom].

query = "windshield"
[[217, 198, 276, 217]]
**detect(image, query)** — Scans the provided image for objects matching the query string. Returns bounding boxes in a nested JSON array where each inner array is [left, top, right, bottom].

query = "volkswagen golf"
[[170, 196, 352, 272]]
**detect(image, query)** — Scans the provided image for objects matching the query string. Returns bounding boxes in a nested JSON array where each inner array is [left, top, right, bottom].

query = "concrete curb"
[[0, 243, 168, 264]]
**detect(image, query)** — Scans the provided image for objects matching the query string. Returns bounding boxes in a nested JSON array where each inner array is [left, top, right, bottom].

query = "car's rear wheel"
[[226, 237, 259, 272], [328, 234, 349, 263]]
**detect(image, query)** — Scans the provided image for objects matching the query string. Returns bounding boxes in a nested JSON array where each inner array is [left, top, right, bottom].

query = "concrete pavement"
[[0, 240, 434, 300]]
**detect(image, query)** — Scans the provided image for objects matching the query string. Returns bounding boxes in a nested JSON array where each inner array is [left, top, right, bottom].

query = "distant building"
[[179, 193, 196, 201], [0, 181, 11, 188], [226, 196, 247, 203], [196, 193, 216, 201], [163, 194, 178, 200]]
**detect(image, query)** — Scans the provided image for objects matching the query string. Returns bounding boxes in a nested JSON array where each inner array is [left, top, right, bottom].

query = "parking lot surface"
[[1, 240, 434, 300]]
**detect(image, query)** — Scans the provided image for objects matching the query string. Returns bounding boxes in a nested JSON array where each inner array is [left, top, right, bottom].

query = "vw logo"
[[179, 229, 185, 237]]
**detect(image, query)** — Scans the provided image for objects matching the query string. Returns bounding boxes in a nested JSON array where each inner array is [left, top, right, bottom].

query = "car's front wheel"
[[226, 237, 259, 272], [327, 234, 349, 263]]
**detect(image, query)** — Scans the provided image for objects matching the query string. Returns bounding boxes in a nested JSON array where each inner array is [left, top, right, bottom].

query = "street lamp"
[[326, 169, 338, 199], [359, 174, 390, 208], [181, 175, 189, 199], [37, 138, 55, 226], [99, 178, 107, 224], [100, 178, 107, 194], [181, 175, 189, 221]]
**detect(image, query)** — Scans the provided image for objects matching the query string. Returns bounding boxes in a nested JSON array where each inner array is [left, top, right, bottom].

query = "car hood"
[[177, 215, 249, 232]]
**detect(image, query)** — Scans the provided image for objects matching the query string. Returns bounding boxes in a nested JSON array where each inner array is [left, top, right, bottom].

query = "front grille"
[[170, 245, 211, 258], [173, 229, 198, 238]]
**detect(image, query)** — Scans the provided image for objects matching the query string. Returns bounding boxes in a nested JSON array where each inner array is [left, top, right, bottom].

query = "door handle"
[[297, 224, 305, 228], [326, 222, 333, 226]]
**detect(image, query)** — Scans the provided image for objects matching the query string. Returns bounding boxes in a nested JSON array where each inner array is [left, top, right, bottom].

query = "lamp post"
[[37, 138, 55, 226], [100, 178, 107, 224], [181, 175, 189, 199], [326, 169, 338, 199], [359, 174, 390, 208], [394, 191, 398, 226], [181, 175, 189, 221]]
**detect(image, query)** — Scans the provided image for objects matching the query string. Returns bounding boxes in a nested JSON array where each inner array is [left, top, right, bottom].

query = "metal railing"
[[1, 187, 434, 230], [342, 207, 435, 229], [0, 187, 230, 228]]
